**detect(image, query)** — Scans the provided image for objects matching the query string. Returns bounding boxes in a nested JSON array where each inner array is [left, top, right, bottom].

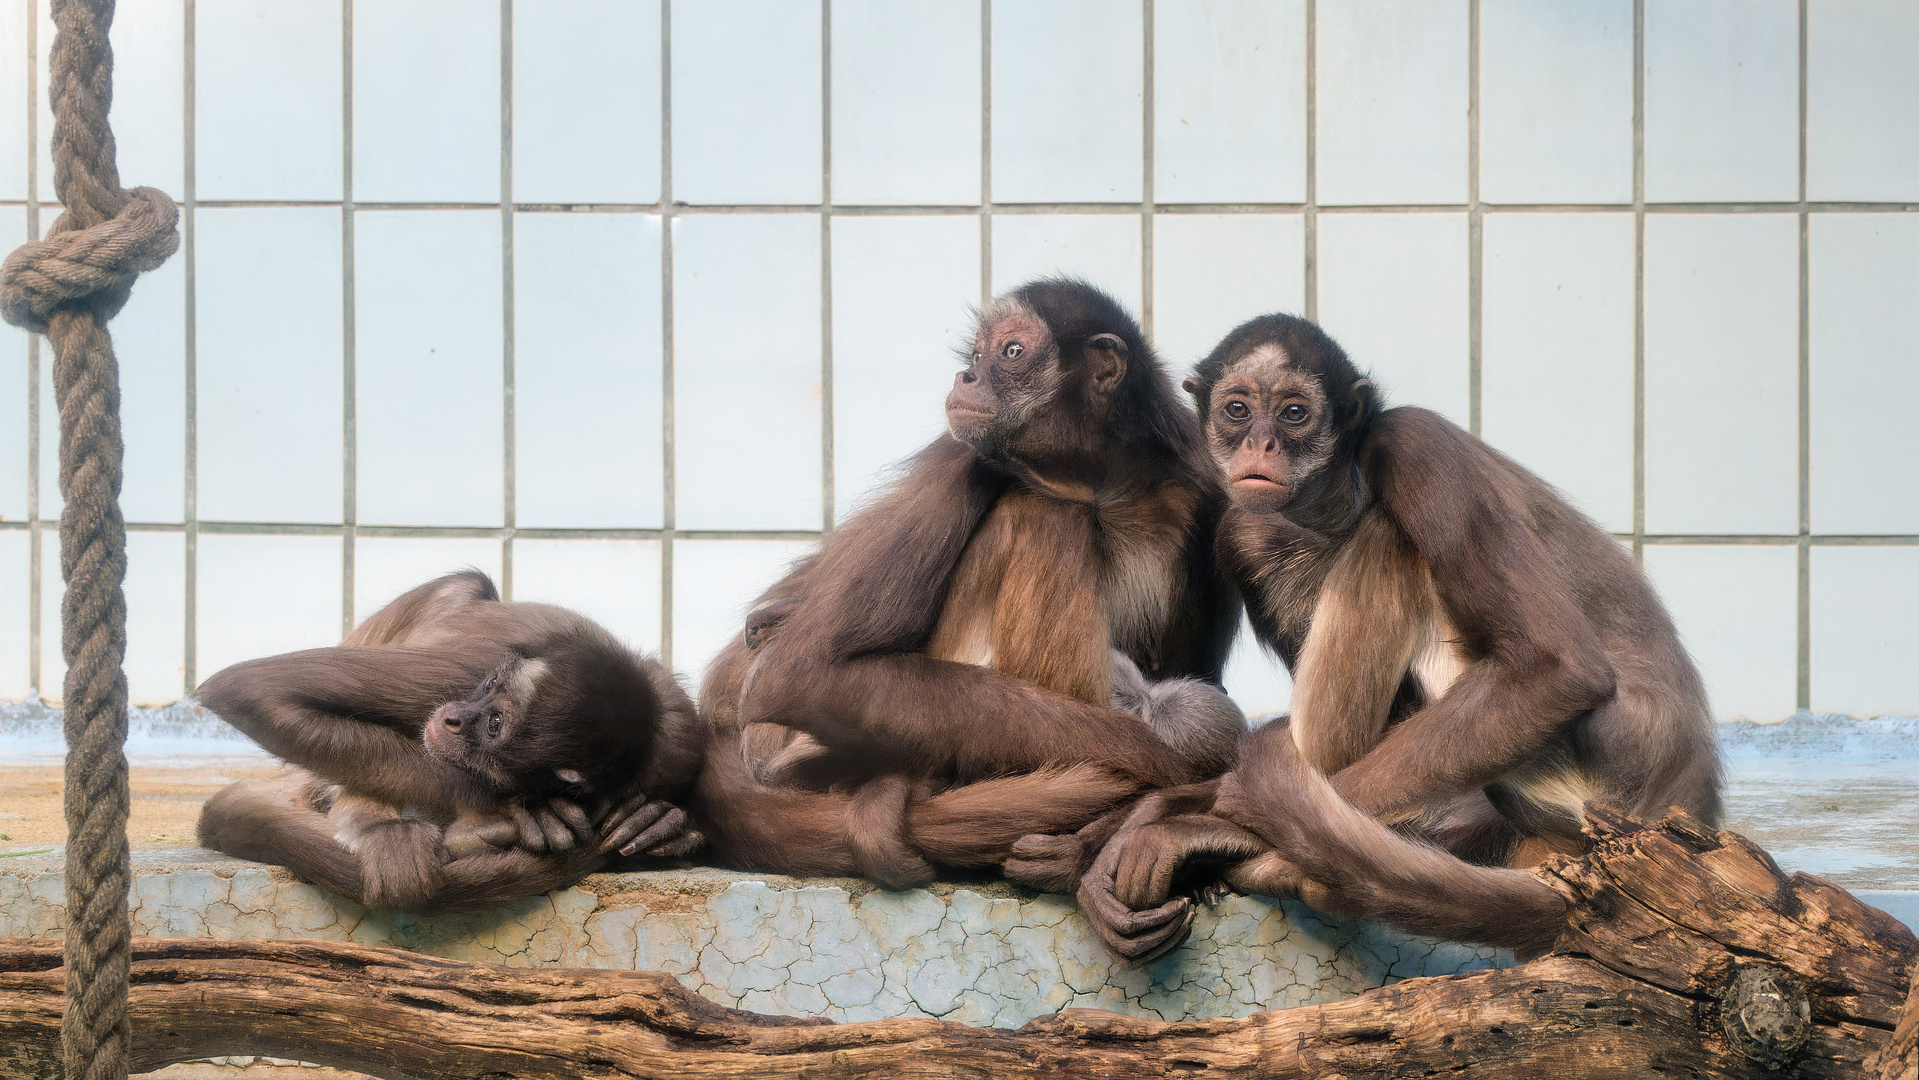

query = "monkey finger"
[[620, 806, 688, 857], [505, 801, 548, 854], [1079, 879, 1193, 961], [535, 806, 576, 852], [546, 797, 593, 834], [599, 800, 671, 855], [596, 790, 654, 830], [1113, 835, 1184, 911], [646, 827, 705, 859]]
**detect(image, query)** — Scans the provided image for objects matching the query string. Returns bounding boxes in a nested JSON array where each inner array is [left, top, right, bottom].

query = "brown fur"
[[694, 280, 1244, 886], [196, 571, 706, 912], [1075, 313, 1719, 957]]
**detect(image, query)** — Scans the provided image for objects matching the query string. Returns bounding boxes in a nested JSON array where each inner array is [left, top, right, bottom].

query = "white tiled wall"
[[1, 1, 1913, 720]]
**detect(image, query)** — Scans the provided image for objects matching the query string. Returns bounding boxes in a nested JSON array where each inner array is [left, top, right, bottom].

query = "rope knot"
[[0, 185, 179, 334]]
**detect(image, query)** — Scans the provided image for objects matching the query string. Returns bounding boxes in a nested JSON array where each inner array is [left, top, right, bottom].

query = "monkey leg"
[[197, 769, 365, 903]]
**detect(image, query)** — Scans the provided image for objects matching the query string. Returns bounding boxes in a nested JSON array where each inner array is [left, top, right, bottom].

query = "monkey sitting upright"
[[1035, 313, 1721, 961], [196, 571, 706, 913]]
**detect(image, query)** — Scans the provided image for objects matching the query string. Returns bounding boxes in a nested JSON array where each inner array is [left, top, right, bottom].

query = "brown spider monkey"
[[196, 571, 706, 912], [692, 278, 1247, 888], [1038, 313, 1721, 961]]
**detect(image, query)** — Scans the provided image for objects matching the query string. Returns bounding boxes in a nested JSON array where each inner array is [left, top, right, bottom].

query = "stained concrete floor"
[[3, 703, 1916, 897]]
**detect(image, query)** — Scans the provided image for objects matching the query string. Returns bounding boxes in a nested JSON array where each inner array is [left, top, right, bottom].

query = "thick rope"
[[0, 2, 178, 1078]]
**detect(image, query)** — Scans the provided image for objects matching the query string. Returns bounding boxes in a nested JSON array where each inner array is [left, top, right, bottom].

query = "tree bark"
[[0, 809, 1912, 1080]]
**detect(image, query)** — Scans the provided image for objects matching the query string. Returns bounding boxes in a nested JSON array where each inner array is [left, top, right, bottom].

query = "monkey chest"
[[924, 490, 1186, 702]]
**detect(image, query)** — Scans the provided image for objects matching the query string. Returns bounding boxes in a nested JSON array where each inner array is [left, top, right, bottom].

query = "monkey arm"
[[1335, 409, 1618, 819], [742, 648, 1202, 787], [196, 646, 500, 814]]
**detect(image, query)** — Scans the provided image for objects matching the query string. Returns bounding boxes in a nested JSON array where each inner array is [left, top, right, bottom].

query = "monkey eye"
[[1223, 401, 1251, 420], [486, 713, 503, 738], [1280, 403, 1310, 425], [1003, 342, 1023, 360]]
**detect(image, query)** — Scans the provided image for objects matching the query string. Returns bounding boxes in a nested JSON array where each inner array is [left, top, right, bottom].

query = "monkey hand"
[[354, 817, 448, 911], [498, 795, 600, 855], [1004, 799, 1139, 894], [597, 791, 703, 859], [1076, 809, 1195, 965]]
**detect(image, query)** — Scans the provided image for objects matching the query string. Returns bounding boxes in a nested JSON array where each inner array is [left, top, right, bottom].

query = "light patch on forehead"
[[978, 295, 1037, 328], [1230, 343, 1294, 385], [507, 658, 550, 701]]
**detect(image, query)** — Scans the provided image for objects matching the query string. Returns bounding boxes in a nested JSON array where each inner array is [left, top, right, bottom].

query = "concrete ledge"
[[2, 848, 1507, 1026]]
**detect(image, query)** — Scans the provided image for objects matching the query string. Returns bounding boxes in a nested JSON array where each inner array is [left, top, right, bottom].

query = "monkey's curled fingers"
[[1112, 814, 1271, 912], [598, 794, 696, 858], [1004, 833, 1086, 894], [1077, 826, 1194, 964], [503, 798, 581, 854]]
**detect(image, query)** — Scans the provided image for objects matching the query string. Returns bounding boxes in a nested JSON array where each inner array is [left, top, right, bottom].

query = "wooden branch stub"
[[1720, 963, 1813, 1070]]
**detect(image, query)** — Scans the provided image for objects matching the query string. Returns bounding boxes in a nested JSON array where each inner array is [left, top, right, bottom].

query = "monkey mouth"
[[1232, 473, 1287, 491]]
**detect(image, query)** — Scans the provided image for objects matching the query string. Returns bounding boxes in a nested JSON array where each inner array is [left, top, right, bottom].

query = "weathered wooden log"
[[0, 809, 1911, 1080]]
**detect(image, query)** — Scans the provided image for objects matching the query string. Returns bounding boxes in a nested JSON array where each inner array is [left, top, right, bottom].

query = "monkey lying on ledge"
[[196, 571, 706, 913]]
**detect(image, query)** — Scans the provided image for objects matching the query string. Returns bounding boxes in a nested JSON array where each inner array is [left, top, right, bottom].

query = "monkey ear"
[[1345, 378, 1376, 431], [1086, 333, 1129, 391], [554, 768, 587, 787], [1181, 376, 1202, 397]]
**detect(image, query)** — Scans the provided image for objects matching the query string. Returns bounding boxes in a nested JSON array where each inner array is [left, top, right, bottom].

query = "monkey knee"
[[355, 818, 447, 910]]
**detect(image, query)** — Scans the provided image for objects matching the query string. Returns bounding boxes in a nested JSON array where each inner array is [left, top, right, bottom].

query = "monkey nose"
[[431, 702, 466, 732]]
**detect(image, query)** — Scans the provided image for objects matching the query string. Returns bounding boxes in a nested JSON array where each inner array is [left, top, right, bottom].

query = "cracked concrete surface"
[[1, 849, 1507, 1026]]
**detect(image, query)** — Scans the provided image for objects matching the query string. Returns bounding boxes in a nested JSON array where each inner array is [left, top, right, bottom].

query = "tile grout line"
[[500, 0, 516, 600], [659, 0, 675, 668], [1466, 0, 1481, 438], [24, 0, 38, 696], [979, 0, 992, 308], [1140, 0, 1154, 336], [1302, 0, 1316, 321], [1631, 0, 1645, 563], [182, 0, 198, 696], [1795, 0, 1811, 712], [341, 0, 358, 639], [820, 0, 834, 531]]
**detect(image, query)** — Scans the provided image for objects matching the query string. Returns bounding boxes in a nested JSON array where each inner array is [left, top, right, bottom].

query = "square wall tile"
[[1643, 544, 1797, 723], [42, 531, 185, 706], [1315, 213, 1470, 425], [0, 531, 27, 699], [354, 210, 503, 527], [992, 214, 1143, 315], [1315, 0, 1468, 206], [515, 213, 663, 529], [196, 0, 342, 201], [1810, 214, 1919, 534], [116, 254, 186, 525], [1809, 1, 1919, 201], [0, 0, 28, 200], [1812, 547, 1919, 718], [671, 538, 813, 687], [1479, 0, 1632, 204], [830, 216, 978, 521], [1481, 213, 1635, 531], [513, 0, 660, 205], [1644, 214, 1798, 535], [1152, 213, 1304, 370], [353, 537, 501, 625], [673, 215, 822, 531], [195, 534, 342, 682], [1643, 0, 1798, 202], [672, 0, 820, 205], [352, 0, 499, 203], [1222, 615, 1291, 722], [992, 0, 1143, 203], [195, 208, 343, 525], [1154, 0, 1306, 204], [831, 0, 980, 205], [0, 207, 23, 521], [513, 538, 662, 655]]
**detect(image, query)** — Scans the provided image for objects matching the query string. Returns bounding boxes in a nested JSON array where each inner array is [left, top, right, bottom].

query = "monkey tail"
[[907, 765, 1140, 868], [1235, 735, 1568, 955], [692, 730, 863, 878]]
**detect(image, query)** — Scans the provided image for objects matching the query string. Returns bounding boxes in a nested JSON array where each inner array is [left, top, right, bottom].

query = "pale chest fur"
[[925, 485, 1194, 700]]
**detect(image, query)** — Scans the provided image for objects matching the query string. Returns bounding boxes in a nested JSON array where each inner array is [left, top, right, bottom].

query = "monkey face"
[[424, 659, 552, 791], [1203, 344, 1340, 514], [949, 291, 1133, 472]]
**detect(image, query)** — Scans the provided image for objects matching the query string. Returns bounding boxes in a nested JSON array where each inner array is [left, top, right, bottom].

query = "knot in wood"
[[1719, 962, 1813, 1070]]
